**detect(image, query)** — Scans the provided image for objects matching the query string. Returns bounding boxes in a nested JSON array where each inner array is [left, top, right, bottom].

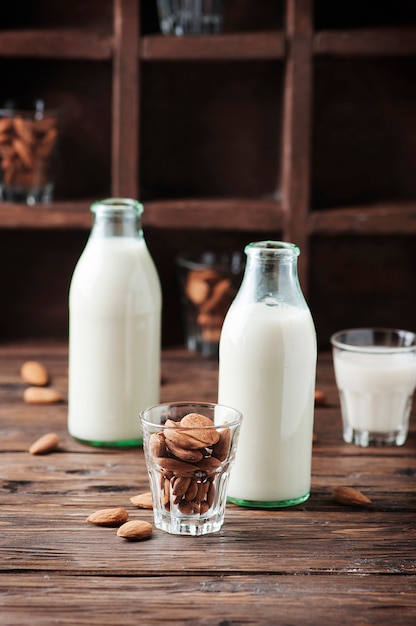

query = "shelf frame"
[[308, 202, 416, 236], [281, 0, 314, 290], [140, 32, 286, 61], [0, 0, 415, 317], [313, 27, 416, 57], [112, 0, 139, 197], [0, 29, 113, 60]]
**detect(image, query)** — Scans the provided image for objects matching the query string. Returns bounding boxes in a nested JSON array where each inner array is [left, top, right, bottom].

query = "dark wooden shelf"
[[313, 27, 416, 56], [140, 32, 286, 61], [308, 202, 416, 235], [0, 1, 415, 344], [0, 197, 283, 232], [0, 29, 113, 60], [0, 201, 92, 229], [142, 198, 284, 231]]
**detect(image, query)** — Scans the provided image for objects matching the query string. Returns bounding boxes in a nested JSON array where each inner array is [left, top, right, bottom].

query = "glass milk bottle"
[[218, 241, 317, 507], [68, 198, 162, 447]]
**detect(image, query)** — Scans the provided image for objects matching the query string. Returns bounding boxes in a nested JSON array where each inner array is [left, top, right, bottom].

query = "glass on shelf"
[[156, 0, 224, 35], [0, 100, 60, 205]]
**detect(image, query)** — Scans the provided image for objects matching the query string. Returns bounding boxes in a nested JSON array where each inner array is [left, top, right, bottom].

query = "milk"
[[333, 349, 416, 434], [68, 236, 161, 445], [218, 301, 316, 504]]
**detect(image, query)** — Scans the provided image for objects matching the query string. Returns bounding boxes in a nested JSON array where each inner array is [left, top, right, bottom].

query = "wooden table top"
[[1, 343, 415, 625]]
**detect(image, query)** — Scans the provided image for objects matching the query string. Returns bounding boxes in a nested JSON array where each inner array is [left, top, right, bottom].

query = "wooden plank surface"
[[0, 199, 283, 232], [0, 30, 113, 60], [314, 27, 416, 57], [112, 0, 139, 198], [1, 344, 416, 624], [308, 202, 416, 235], [281, 0, 314, 290], [1, 574, 415, 626], [140, 32, 286, 61], [141, 198, 284, 231]]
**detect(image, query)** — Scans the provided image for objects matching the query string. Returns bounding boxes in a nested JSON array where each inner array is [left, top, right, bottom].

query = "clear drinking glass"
[[331, 328, 416, 446], [140, 401, 242, 536], [0, 102, 59, 205], [156, 0, 224, 35], [176, 250, 243, 358]]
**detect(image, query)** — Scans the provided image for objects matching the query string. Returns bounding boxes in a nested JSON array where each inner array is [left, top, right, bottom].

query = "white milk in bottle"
[[68, 198, 162, 446], [218, 241, 317, 507]]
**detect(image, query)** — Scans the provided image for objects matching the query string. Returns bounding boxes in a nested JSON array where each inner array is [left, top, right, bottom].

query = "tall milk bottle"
[[68, 198, 162, 447], [218, 241, 317, 507]]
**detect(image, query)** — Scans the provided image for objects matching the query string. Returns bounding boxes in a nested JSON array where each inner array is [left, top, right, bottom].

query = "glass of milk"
[[331, 328, 416, 446], [140, 401, 242, 536]]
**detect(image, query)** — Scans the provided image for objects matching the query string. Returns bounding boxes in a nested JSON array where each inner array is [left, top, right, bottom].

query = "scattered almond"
[[20, 360, 49, 386], [117, 520, 153, 540], [87, 507, 129, 527], [314, 389, 327, 406], [130, 492, 154, 509], [333, 486, 371, 506], [23, 386, 63, 404], [29, 432, 59, 455]]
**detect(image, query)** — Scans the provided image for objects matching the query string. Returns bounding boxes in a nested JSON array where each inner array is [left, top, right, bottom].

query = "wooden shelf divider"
[[142, 198, 284, 231], [0, 29, 113, 60], [313, 27, 416, 57], [1, 1, 416, 340], [140, 31, 286, 61], [308, 202, 416, 235]]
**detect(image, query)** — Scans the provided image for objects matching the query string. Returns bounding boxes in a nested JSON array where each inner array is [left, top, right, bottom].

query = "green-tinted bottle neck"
[[239, 240, 306, 308], [90, 198, 144, 239]]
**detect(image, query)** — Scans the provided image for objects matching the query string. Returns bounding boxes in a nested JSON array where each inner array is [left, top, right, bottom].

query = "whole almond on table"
[[23, 386, 63, 404], [87, 508, 129, 527], [130, 492, 154, 509], [20, 360, 49, 386], [29, 432, 59, 455], [333, 486, 371, 506], [314, 389, 327, 406], [117, 520, 153, 540]]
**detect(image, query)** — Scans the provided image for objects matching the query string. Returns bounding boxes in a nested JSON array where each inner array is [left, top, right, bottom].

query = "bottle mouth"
[[91, 198, 144, 217], [245, 241, 300, 258]]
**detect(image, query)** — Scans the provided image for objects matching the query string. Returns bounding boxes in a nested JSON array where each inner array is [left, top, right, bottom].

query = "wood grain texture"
[[2, 574, 415, 626], [0, 29, 112, 60], [308, 202, 416, 235], [281, 0, 314, 290], [140, 32, 286, 61], [314, 27, 416, 56], [1, 344, 416, 624], [112, 0, 139, 197]]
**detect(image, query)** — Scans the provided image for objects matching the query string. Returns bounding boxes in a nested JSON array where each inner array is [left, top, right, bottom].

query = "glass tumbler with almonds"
[[140, 401, 242, 536], [0, 102, 59, 205], [176, 250, 244, 358]]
